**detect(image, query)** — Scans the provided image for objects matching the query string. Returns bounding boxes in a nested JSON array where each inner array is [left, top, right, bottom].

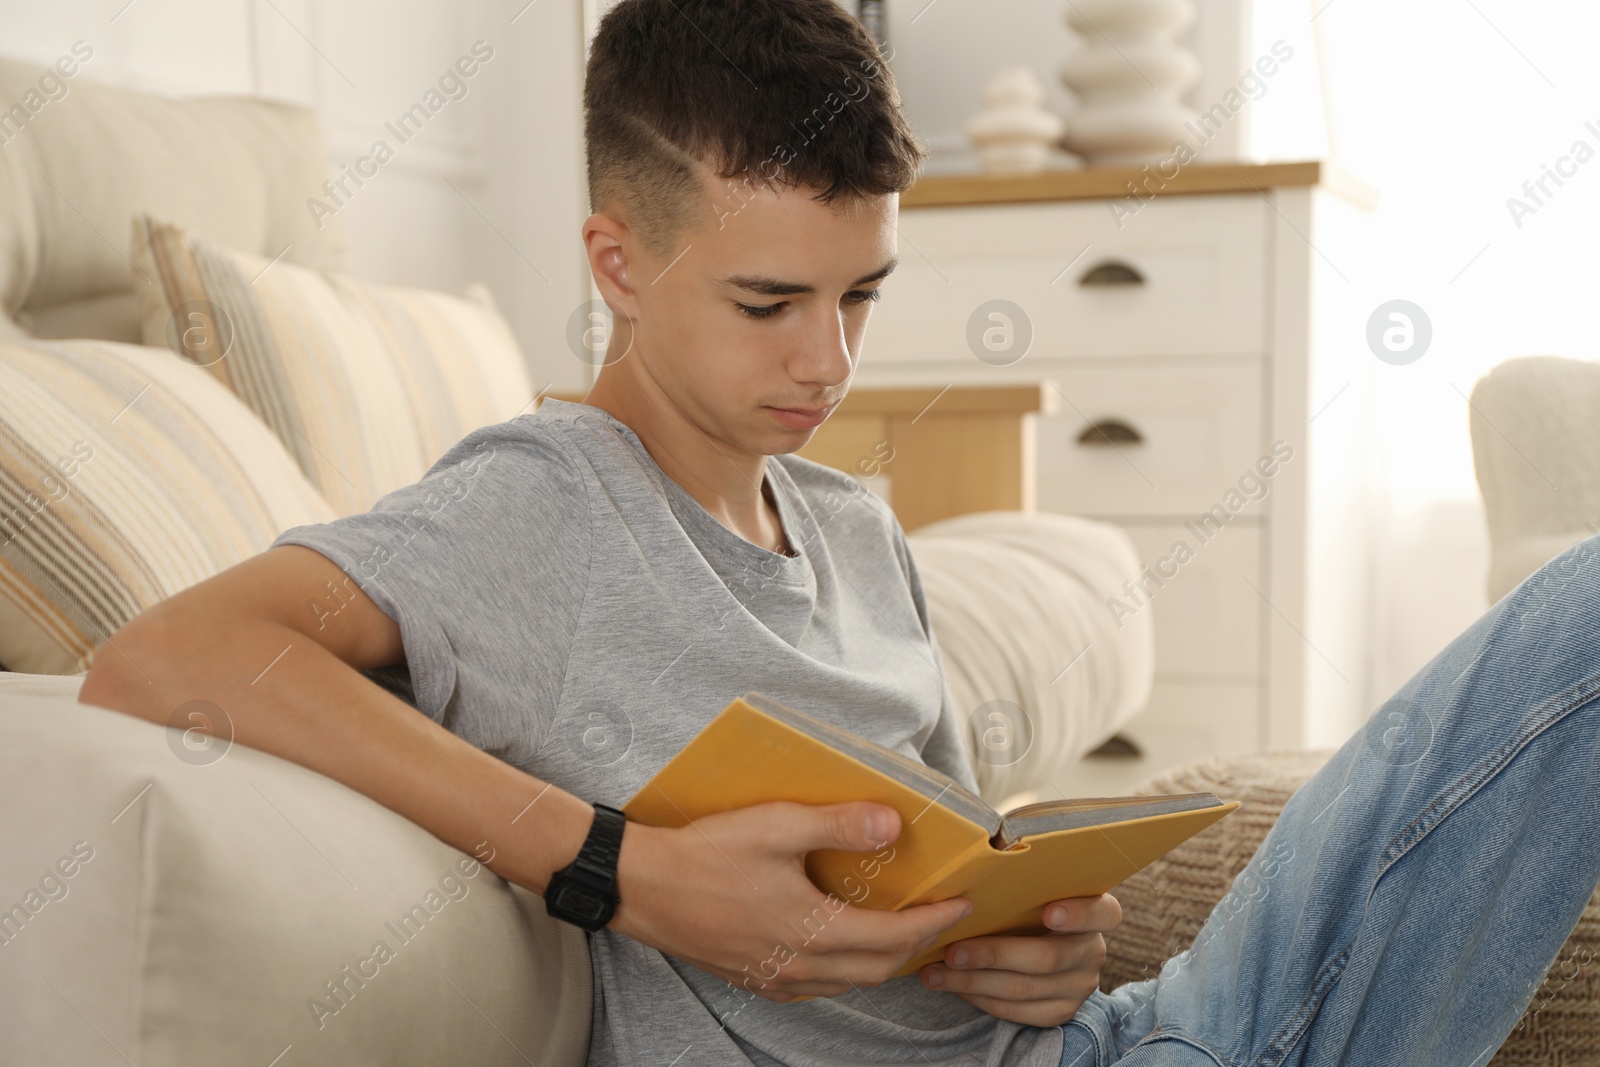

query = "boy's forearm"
[[80, 610, 595, 896]]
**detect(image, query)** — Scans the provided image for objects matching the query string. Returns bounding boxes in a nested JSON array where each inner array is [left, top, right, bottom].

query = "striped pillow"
[[130, 215, 537, 516], [0, 340, 336, 675]]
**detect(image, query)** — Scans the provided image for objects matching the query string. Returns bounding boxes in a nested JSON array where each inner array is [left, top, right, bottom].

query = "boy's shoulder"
[[427, 401, 628, 477], [386, 410, 593, 516]]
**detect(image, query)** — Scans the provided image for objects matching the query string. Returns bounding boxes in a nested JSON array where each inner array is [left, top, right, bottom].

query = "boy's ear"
[[583, 212, 640, 320]]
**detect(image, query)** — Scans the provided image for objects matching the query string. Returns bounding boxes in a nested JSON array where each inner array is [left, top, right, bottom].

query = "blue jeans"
[[1059, 534, 1600, 1066]]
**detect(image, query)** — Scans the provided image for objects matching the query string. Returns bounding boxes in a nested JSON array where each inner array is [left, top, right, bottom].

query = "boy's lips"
[[765, 402, 836, 429]]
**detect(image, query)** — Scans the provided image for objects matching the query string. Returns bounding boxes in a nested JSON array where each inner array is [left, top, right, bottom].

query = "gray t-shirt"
[[270, 398, 1065, 1067]]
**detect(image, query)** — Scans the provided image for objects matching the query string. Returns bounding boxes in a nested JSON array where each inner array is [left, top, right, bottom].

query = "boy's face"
[[588, 166, 898, 455]]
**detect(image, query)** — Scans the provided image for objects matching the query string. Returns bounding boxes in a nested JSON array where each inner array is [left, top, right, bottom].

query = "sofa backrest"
[[0, 51, 348, 342]]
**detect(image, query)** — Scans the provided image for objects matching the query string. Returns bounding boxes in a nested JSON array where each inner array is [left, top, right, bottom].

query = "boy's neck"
[[580, 372, 789, 555]]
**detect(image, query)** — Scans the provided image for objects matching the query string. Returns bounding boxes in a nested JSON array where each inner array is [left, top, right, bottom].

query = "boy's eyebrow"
[[717, 255, 899, 297]]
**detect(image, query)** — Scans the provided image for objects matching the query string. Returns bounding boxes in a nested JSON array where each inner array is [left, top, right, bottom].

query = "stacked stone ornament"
[[964, 65, 1076, 175], [1059, 0, 1202, 165]]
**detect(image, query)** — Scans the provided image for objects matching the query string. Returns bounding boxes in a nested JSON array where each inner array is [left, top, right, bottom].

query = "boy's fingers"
[[832, 895, 972, 955], [764, 800, 901, 855], [938, 931, 1102, 975], [1043, 892, 1122, 932]]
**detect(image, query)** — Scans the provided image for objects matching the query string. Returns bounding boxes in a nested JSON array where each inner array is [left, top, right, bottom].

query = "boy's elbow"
[[79, 609, 175, 721]]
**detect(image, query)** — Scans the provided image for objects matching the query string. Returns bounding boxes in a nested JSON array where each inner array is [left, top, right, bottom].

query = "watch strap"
[[569, 803, 626, 886], [545, 802, 628, 932]]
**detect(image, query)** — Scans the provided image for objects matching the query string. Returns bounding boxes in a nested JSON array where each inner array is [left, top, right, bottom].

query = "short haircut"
[[583, 0, 925, 259]]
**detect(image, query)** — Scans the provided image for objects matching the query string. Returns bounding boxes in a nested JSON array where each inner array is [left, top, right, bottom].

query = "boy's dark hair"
[[583, 0, 924, 259]]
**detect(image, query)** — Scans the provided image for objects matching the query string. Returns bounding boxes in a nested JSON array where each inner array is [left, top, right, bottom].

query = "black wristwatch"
[[545, 802, 627, 931]]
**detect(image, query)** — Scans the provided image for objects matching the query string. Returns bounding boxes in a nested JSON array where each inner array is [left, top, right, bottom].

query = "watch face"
[[556, 884, 608, 921]]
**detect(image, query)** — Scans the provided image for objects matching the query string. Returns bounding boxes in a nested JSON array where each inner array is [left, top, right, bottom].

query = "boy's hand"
[[917, 893, 1123, 1027], [608, 800, 972, 1002]]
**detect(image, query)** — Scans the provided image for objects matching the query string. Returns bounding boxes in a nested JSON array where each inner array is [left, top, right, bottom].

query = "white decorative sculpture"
[[1058, 0, 1202, 166], [965, 65, 1076, 175]]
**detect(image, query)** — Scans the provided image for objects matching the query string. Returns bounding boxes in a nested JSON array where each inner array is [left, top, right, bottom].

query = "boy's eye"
[[735, 302, 784, 320], [734, 289, 881, 321]]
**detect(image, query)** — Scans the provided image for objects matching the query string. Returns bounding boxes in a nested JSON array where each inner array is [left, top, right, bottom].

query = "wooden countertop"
[[902, 159, 1378, 211]]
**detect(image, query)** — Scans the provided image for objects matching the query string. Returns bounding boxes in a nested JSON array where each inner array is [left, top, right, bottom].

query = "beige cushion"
[[131, 216, 537, 516], [1102, 751, 1600, 1066], [907, 510, 1154, 805], [0, 688, 593, 1066], [0, 54, 348, 341], [1469, 356, 1600, 603], [0, 339, 335, 674]]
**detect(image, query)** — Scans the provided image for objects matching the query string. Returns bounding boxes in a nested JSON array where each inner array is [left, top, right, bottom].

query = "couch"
[[0, 58, 1157, 1065]]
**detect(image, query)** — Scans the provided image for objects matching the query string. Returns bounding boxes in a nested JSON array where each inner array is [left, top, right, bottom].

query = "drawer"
[[870, 193, 1269, 364], [1048, 680, 1263, 800], [1118, 521, 1264, 678], [1034, 360, 1274, 517]]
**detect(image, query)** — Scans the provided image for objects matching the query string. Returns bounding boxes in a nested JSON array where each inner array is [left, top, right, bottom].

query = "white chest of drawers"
[[855, 161, 1380, 792]]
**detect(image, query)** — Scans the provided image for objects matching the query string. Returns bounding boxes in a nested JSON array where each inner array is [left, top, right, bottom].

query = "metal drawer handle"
[[1087, 732, 1143, 758], [1076, 418, 1144, 446], [1078, 260, 1146, 287]]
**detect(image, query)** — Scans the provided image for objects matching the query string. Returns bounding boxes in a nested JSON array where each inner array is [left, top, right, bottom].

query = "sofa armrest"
[[0, 688, 591, 1067], [1469, 356, 1600, 603]]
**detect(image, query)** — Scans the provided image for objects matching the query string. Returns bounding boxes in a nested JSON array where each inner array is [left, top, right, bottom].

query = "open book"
[[622, 692, 1240, 978]]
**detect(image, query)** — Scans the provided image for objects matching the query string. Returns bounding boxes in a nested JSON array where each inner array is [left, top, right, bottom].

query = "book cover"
[[622, 692, 1239, 979]]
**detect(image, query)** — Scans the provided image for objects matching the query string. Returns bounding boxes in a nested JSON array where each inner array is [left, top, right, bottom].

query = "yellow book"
[[623, 691, 1240, 979]]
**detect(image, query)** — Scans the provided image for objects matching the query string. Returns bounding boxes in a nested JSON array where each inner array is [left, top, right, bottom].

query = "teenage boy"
[[86, 1, 1600, 1065]]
